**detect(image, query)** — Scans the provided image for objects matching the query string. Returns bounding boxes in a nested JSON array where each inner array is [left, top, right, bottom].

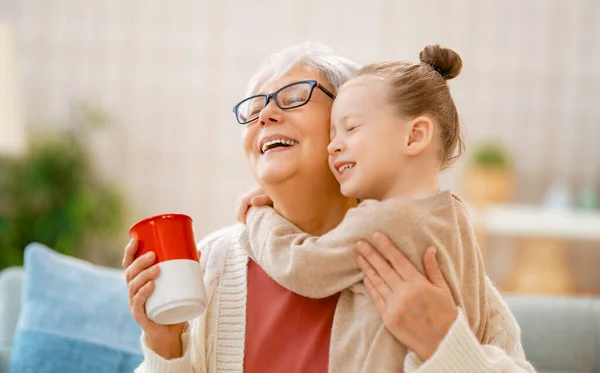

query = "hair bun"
[[419, 45, 463, 80]]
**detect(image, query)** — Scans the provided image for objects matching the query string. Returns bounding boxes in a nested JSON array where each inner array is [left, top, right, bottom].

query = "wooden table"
[[471, 205, 600, 294]]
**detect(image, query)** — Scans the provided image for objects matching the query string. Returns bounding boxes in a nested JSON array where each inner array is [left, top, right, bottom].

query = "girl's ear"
[[405, 116, 434, 156]]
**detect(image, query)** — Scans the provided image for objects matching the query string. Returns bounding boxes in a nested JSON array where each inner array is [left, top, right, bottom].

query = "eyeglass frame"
[[232, 80, 336, 125]]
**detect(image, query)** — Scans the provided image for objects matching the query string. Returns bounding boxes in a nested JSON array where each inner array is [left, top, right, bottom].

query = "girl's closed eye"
[[346, 124, 360, 132]]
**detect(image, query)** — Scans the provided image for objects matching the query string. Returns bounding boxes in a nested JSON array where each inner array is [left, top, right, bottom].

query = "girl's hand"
[[235, 186, 273, 223]]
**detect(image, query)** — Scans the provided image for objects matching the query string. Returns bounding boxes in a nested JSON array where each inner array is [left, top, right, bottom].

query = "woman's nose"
[[258, 100, 283, 126]]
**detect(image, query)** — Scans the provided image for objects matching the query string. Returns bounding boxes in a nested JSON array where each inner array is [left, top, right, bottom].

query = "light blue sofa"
[[0, 244, 143, 373], [1, 244, 599, 372]]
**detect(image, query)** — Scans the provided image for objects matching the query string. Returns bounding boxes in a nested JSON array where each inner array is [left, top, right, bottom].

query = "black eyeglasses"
[[233, 80, 336, 125]]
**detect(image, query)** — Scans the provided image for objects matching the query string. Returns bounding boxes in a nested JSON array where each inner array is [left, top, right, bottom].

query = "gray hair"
[[245, 42, 360, 97]]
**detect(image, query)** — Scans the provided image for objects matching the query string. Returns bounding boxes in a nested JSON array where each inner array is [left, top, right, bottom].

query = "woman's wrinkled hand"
[[356, 233, 458, 362], [235, 186, 273, 224], [122, 238, 187, 359]]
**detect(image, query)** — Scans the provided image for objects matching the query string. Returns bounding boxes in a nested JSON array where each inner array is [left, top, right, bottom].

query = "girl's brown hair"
[[358, 45, 465, 170]]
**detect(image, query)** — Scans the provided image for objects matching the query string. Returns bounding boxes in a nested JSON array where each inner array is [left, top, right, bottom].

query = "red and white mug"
[[129, 214, 206, 325]]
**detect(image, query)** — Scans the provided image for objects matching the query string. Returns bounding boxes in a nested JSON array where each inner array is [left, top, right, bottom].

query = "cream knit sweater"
[[134, 223, 536, 373]]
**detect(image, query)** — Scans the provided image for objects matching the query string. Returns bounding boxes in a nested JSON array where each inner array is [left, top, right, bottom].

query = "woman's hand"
[[235, 186, 273, 223], [122, 238, 187, 359], [356, 233, 458, 362]]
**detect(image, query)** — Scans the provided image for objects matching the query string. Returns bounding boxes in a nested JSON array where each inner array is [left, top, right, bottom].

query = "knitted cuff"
[[139, 330, 192, 373], [404, 308, 493, 373]]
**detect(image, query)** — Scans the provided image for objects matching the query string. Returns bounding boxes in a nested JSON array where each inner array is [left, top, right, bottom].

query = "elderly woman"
[[123, 43, 536, 372]]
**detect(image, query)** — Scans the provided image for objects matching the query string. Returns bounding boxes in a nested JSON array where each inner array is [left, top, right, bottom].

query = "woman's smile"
[[259, 134, 300, 155]]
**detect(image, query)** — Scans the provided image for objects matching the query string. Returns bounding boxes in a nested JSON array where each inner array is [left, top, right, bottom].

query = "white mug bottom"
[[145, 259, 206, 325]]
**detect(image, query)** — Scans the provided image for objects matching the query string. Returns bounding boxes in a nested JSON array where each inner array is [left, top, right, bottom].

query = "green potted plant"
[[0, 102, 124, 269], [462, 142, 515, 206]]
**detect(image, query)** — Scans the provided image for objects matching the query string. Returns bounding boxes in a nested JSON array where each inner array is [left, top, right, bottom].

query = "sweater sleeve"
[[245, 200, 420, 298], [135, 329, 196, 373], [403, 279, 537, 373]]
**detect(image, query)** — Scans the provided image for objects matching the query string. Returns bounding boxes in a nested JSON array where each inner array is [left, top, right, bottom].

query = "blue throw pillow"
[[9, 243, 143, 373]]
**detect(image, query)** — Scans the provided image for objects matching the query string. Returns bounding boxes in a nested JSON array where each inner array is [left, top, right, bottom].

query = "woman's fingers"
[[423, 246, 451, 293], [358, 239, 459, 361], [364, 276, 388, 313], [131, 280, 154, 324], [357, 254, 393, 299], [356, 240, 404, 290], [122, 238, 138, 269], [122, 238, 157, 329], [124, 251, 156, 284], [371, 232, 420, 281], [128, 265, 160, 301]]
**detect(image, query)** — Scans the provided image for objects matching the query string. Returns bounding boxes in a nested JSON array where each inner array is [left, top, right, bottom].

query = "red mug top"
[[129, 214, 199, 262]]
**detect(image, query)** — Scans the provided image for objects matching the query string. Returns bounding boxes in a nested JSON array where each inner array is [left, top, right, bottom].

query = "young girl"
[[242, 45, 489, 371]]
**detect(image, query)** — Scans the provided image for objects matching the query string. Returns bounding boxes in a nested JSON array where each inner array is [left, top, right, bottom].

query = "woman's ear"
[[405, 116, 434, 156]]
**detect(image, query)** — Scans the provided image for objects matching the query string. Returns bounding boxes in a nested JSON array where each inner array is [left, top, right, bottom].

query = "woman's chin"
[[254, 166, 297, 186]]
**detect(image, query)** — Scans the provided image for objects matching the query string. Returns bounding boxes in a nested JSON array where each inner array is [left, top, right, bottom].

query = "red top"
[[244, 260, 340, 373]]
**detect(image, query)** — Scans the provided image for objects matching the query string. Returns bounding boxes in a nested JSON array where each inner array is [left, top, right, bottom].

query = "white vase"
[[543, 180, 572, 210]]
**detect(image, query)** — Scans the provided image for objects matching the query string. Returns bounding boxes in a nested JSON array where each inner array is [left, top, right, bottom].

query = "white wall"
[[1, 0, 599, 243]]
